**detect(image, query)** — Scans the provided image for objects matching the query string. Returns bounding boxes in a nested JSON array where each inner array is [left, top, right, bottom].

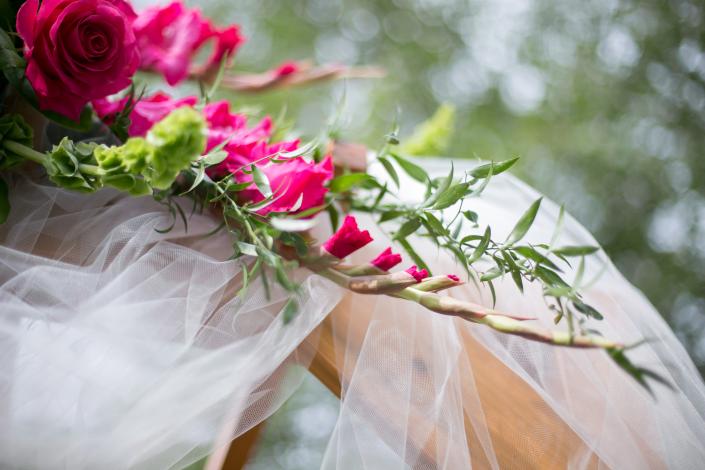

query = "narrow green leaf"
[[398, 237, 432, 274], [480, 266, 503, 282], [433, 182, 470, 210], [552, 245, 600, 257], [328, 173, 373, 193], [251, 165, 272, 198], [377, 156, 400, 188], [424, 212, 448, 235], [394, 217, 421, 240], [550, 204, 565, 248], [282, 297, 299, 324], [390, 153, 428, 183], [467, 226, 491, 264], [469, 157, 519, 179], [379, 210, 406, 223], [202, 150, 228, 165], [505, 198, 542, 246]]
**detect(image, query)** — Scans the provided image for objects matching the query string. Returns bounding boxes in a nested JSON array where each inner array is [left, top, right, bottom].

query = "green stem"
[[3, 140, 48, 165], [78, 163, 105, 176]]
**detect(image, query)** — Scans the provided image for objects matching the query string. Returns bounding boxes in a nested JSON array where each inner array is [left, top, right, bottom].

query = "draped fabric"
[[1, 158, 704, 469]]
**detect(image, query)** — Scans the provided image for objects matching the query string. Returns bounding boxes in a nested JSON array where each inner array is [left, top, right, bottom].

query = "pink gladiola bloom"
[[202, 100, 274, 175], [370, 247, 402, 272], [274, 61, 300, 78], [93, 92, 198, 136], [323, 215, 373, 259], [405, 265, 429, 283], [238, 155, 334, 216], [134, 1, 244, 85]]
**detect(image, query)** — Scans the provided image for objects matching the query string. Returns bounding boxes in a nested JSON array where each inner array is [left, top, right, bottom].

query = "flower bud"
[[322, 215, 373, 259], [370, 247, 402, 271], [405, 265, 429, 283]]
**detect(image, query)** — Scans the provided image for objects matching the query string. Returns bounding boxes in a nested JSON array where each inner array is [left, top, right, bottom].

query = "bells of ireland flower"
[[94, 139, 152, 196], [45, 138, 103, 193], [144, 107, 207, 190], [0, 115, 34, 170]]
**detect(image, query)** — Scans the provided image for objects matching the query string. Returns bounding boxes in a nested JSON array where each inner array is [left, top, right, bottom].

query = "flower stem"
[[2, 140, 48, 165], [318, 264, 623, 351]]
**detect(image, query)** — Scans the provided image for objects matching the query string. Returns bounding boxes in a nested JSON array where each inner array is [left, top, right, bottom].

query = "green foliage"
[[0, 113, 32, 169], [145, 107, 207, 190], [400, 103, 456, 156]]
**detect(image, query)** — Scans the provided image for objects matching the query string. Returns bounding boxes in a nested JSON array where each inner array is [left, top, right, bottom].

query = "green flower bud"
[[45, 138, 102, 193], [0, 114, 34, 170], [95, 137, 150, 175], [144, 107, 206, 190]]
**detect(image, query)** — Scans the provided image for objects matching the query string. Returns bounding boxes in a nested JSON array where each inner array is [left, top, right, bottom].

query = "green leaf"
[[481, 266, 503, 282], [432, 182, 470, 210], [422, 163, 453, 208], [0, 176, 10, 224], [251, 164, 272, 198], [463, 210, 478, 224], [236, 242, 258, 257], [552, 245, 599, 257], [379, 209, 406, 223], [572, 300, 604, 320], [424, 212, 448, 236], [469, 157, 519, 179], [514, 246, 561, 271], [394, 217, 421, 240], [550, 204, 565, 248], [201, 150, 228, 166], [0, 28, 24, 70], [505, 198, 542, 246], [377, 156, 400, 188], [398, 237, 432, 274], [608, 348, 673, 395], [390, 153, 428, 183], [535, 265, 569, 288], [328, 173, 373, 193], [282, 297, 299, 324], [467, 226, 491, 264]]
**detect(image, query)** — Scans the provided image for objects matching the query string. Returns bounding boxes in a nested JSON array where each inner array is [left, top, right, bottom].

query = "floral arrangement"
[[0, 0, 666, 390]]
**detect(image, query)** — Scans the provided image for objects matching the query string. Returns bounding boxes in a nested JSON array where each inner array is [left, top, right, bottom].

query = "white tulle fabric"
[[1, 158, 704, 469]]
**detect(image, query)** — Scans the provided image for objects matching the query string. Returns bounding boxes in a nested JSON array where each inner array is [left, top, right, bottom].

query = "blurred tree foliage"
[[189, 0, 705, 374]]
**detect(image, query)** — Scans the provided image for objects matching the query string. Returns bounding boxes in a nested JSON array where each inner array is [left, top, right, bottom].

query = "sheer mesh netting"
[[1, 158, 704, 469]]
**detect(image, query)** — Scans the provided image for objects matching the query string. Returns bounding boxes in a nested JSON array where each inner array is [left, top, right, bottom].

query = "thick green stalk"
[[3, 140, 48, 165]]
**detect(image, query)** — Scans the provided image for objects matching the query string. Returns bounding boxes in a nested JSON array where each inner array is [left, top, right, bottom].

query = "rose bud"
[[323, 215, 373, 259]]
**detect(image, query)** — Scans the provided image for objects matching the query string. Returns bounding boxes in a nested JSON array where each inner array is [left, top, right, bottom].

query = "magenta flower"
[[323, 215, 374, 259], [93, 92, 198, 137], [405, 265, 429, 283], [238, 155, 334, 216], [16, 0, 140, 120], [447, 274, 460, 282], [134, 1, 244, 85], [274, 61, 300, 78], [370, 247, 403, 272]]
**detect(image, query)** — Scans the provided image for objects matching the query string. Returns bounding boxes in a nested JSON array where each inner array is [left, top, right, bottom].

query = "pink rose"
[[93, 91, 198, 136], [16, 0, 140, 120], [370, 247, 403, 271], [323, 215, 373, 259], [134, 1, 244, 85]]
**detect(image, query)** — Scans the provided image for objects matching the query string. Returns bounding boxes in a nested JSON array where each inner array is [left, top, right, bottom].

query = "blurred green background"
[[157, 0, 704, 467]]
